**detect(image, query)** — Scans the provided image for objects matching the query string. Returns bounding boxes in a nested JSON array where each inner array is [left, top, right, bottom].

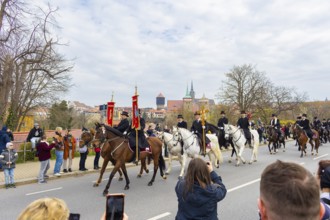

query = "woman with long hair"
[[175, 158, 227, 220]]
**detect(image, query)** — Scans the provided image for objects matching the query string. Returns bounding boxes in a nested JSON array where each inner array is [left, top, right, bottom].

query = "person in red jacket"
[[36, 135, 55, 183]]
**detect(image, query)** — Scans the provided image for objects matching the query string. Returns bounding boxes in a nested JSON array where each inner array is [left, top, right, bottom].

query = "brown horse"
[[92, 123, 166, 196], [292, 124, 320, 157], [79, 129, 125, 186], [267, 126, 286, 154]]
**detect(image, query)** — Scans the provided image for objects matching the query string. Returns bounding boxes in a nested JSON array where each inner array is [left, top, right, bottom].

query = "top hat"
[[314, 116, 317, 119], [272, 113, 276, 117], [297, 116, 302, 119], [323, 119, 326, 121], [241, 110, 246, 114], [220, 111, 225, 115], [177, 114, 183, 119], [302, 113, 307, 117], [121, 111, 129, 117], [194, 111, 200, 116]]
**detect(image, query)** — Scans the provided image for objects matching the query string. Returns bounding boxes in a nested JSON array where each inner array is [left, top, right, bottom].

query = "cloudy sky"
[[37, 0, 330, 108]]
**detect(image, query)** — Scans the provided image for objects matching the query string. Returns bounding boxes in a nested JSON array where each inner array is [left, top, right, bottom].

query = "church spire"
[[190, 80, 195, 100]]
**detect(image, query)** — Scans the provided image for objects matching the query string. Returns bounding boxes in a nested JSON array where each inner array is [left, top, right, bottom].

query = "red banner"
[[132, 95, 140, 129], [107, 102, 115, 126]]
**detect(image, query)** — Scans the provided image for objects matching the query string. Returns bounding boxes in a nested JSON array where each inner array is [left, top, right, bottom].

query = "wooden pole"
[[135, 86, 139, 165]]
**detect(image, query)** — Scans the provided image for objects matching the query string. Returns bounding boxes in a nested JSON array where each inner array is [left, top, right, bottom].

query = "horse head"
[[223, 124, 231, 140], [172, 126, 182, 143], [80, 128, 94, 148]]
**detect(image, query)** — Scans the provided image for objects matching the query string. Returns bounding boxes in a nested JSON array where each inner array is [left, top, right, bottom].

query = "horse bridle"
[[162, 132, 180, 147], [93, 128, 127, 156], [225, 126, 243, 144], [173, 129, 196, 149]]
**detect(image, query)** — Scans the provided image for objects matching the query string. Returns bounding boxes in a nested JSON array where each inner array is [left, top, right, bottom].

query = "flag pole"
[[135, 86, 139, 165], [201, 105, 208, 156]]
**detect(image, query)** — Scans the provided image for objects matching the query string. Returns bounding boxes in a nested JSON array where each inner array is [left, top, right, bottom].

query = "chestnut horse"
[[292, 124, 320, 157], [267, 126, 286, 154], [79, 129, 125, 186], [92, 123, 166, 196]]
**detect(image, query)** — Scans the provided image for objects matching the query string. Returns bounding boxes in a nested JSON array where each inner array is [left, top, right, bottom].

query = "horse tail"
[[158, 154, 166, 171]]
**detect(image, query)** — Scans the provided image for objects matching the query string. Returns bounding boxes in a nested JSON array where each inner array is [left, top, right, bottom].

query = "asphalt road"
[[1, 140, 329, 220]]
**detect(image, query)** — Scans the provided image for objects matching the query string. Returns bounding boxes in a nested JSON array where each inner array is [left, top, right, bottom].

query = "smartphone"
[[69, 213, 80, 220], [106, 193, 125, 220]]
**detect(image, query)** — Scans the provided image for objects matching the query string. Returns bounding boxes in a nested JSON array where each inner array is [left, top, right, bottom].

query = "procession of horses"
[[79, 113, 329, 195]]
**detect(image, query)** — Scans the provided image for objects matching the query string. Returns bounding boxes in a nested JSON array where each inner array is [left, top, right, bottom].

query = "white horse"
[[223, 124, 259, 166], [172, 126, 223, 169], [157, 131, 187, 177]]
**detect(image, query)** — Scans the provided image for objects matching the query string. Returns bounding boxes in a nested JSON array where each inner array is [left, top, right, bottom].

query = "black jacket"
[[115, 118, 130, 133], [177, 121, 188, 129], [270, 118, 281, 129], [217, 117, 228, 128], [27, 127, 43, 142], [300, 119, 311, 130], [237, 117, 249, 130]]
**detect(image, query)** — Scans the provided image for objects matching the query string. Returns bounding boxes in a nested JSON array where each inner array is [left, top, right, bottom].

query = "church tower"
[[189, 81, 195, 101], [183, 84, 193, 112]]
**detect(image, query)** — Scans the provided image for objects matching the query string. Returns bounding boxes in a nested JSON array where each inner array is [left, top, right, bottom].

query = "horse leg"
[[94, 158, 110, 187], [103, 162, 121, 196], [309, 140, 314, 155], [283, 140, 286, 152], [158, 154, 167, 180], [138, 153, 146, 178], [148, 157, 159, 186], [179, 154, 186, 177], [268, 142, 272, 154], [120, 163, 130, 190], [165, 153, 172, 175]]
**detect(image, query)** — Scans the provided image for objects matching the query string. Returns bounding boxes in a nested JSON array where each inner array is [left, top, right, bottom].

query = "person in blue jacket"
[[0, 126, 11, 170], [175, 158, 227, 220]]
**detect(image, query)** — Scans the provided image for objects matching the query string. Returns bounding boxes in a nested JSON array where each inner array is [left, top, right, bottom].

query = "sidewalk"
[[0, 155, 116, 187]]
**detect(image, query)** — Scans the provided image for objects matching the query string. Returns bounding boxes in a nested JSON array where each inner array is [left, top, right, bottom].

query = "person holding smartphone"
[[175, 158, 227, 220]]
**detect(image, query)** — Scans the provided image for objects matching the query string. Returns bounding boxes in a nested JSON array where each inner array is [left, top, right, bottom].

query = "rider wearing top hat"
[[237, 110, 252, 148], [177, 114, 187, 155], [177, 114, 188, 129], [217, 111, 229, 149], [300, 113, 314, 140], [313, 116, 322, 129], [191, 111, 211, 149], [270, 113, 282, 138], [115, 111, 130, 134]]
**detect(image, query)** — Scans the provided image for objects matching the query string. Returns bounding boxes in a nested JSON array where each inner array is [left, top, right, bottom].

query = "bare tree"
[[218, 64, 270, 112], [0, 1, 73, 130]]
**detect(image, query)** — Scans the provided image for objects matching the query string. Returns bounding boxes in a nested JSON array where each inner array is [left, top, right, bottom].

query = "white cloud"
[[36, 0, 330, 107]]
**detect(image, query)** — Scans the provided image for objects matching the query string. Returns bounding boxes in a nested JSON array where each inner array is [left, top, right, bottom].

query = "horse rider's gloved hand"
[[123, 131, 127, 135], [202, 126, 206, 129], [220, 127, 224, 130]]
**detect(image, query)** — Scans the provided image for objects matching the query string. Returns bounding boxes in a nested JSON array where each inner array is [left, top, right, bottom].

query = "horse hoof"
[[118, 177, 123, 181], [162, 175, 167, 180], [103, 191, 108, 196], [216, 165, 219, 169], [93, 183, 99, 187], [124, 185, 129, 190], [137, 174, 142, 178], [253, 160, 257, 162], [243, 162, 246, 164], [146, 169, 149, 174], [311, 153, 314, 155], [248, 162, 252, 164], [148, 182, 153, 186]]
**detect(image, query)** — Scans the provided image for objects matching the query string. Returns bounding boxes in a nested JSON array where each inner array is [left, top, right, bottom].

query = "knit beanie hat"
[[320, 166, 330, 189], [6, 142, 14, 149]]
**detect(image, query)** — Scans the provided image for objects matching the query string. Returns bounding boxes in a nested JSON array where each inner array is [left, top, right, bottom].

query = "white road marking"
[[313, 154, 328, 160], [227, 178, 260, 193], [147, 212, 171, 220], [26, 187, 63, 196], [92, 178, 109, 183]]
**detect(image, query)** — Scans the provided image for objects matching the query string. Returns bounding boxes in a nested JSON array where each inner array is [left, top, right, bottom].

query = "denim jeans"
[[39, 159, 50, 182], [54, 150, 63, 174], [4, 168, 15, 185]]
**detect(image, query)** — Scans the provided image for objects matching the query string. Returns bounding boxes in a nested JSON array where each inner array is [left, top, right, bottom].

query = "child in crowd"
[[0, 142, 18, 189]]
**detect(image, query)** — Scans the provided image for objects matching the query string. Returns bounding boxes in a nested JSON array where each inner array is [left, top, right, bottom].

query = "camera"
[[106, 193, 125, 220]]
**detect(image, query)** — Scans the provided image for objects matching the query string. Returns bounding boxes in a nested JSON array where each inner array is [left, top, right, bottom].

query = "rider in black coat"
[[217, 111, 228, 149], [115, 111, 130, 133], [177, 114, 188, 129], [270, 114, 282, 137], [237, 110, 252, 148], [191, 111, 210, 149], [300, 114, 314, 139]]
